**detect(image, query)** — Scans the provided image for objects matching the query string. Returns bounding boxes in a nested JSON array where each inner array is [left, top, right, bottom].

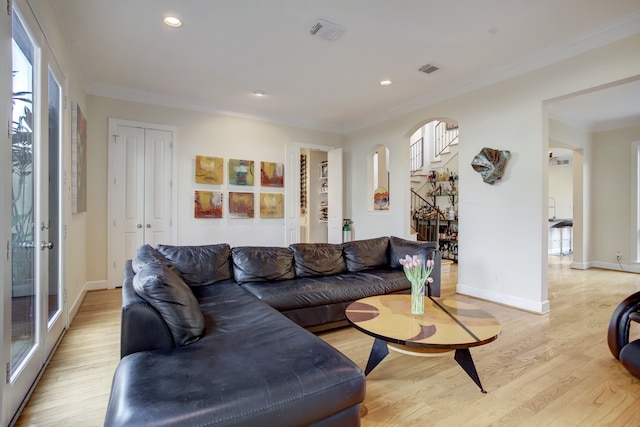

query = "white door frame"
[[107, 119, 178, 288], [284, 143, 342, 245]]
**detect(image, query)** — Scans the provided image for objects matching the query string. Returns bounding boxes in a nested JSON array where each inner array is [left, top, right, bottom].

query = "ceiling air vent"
[[310, 19, 344, 41], [418, 63, 439, 74]]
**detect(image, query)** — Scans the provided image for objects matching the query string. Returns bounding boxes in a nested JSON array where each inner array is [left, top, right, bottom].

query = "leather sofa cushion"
[[231, 246, 295, 283], [389, 236, 438, 269], [156, 243, 232, 285], [133, 263, 204, 346], [132, 244, 176, 274], [289, 243, 346, 277], [341, 236, 389, 272]]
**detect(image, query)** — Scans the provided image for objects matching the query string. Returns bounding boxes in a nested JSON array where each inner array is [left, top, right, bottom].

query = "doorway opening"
[[408, 119, 459, 264]]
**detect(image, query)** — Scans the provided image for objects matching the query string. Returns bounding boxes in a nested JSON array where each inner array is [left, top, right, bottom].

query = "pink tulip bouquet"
[[399, 254, 434, 315]]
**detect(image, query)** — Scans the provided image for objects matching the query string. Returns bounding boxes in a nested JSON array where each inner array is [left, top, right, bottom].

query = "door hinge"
[[6, 362, 10, 384], [64, 96, 68, 109], [7, 0, 11, 17], [64, 289, 67, 303], [7, 119, 10, 137], [6, 240, 9, 261], [113, 134, 119, 143]]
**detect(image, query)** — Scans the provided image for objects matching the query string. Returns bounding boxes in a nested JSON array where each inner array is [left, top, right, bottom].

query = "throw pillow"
[[389, 236, 438, 269], [131, 244, 175, 274], [133, 263, 204, 346], [289, 243, 346, 277], [156, 243, 232, 286]]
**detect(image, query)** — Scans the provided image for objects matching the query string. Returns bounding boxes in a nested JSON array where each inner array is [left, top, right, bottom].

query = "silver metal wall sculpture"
[[471, 147, 511, 185]]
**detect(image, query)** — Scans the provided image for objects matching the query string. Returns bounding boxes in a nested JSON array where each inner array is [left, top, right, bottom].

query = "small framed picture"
[[319, 161, 328, 178]]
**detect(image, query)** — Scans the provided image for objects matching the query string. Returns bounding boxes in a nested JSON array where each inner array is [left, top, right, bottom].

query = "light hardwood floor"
[[16, 256, 640, 426]]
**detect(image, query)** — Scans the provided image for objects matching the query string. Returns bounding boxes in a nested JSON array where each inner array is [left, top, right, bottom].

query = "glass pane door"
[[47, 67, 61, 324], [11, 9, 37, 377]]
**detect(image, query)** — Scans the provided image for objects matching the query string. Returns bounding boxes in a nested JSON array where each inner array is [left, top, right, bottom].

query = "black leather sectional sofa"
[[104, 236, 440, 426]]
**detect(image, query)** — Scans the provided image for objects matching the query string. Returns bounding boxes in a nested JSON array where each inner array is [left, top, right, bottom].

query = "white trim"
[[456, 284, 551, 314], [631, 141, 640, 263]]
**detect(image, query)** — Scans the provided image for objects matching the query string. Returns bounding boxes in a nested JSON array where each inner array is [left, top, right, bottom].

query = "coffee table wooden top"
[[346, 295, 501, 350]]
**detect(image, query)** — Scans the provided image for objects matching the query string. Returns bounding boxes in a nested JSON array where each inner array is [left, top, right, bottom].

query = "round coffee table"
[[345, 294, 501, 393]]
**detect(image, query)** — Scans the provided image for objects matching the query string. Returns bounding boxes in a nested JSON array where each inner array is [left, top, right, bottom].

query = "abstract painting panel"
[[229, 192, 254, 218], [194, 190, 223, 218], [260, 193, 284, 218], [260, 161, 284, 187], [228, 159, 254, 186], [195, 156, 224, 184]]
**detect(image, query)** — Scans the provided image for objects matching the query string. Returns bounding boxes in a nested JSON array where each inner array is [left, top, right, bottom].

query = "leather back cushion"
[[132, 244, 175, 274], [341, 237, 390, 272], [231, 246, 295, 283], [156, 243, 232, 286], [133, 263, 204, 346], [389, 236, 438, 269], [289, 243, 346, 277]]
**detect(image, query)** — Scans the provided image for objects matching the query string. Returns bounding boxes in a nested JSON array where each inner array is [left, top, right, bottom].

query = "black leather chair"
[[607, 290, 640, 379]]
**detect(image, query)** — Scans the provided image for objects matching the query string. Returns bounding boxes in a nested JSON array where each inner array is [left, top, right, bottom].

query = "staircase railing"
[[434, 122, 459, 158], [410, 189, 445, 241], [410, 137, 423, 175]]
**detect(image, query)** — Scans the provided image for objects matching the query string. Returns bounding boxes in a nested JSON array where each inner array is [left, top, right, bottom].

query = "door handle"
[[146, 224, 151, 228], [137, 224, 142, 228], [41, 241, 54, 251]]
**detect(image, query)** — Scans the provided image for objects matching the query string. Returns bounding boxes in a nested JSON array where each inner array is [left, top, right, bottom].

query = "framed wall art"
[[260, 193, 284, 218], [229, 192, 254, 218], [71, 102, 87, 213], [228, 159, 254, 186], [194, 190, 223, 218], [195, 155, 224, 184], [260, 161, 284, 187]]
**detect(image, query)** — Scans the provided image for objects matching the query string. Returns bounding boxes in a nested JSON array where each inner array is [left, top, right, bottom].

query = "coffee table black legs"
[[364, 339, 487, 393], [454, 348, 487, 393], [364, 338, 389, 376]]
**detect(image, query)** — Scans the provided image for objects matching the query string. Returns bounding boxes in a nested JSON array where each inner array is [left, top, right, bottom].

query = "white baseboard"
[[86, 280, 109, 291], [68, 280, 109, 324], [456, 284, 550, 314], [590, 261, 639, 273]]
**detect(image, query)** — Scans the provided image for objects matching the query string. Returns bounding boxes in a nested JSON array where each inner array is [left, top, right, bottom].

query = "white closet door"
[[108, 123, 174, 288], [284, 144, 301, 245], [143, 129, 173, 248]]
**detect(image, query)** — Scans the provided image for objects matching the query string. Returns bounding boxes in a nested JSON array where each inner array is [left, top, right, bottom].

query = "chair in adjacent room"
[[608, 290, 640, 379]]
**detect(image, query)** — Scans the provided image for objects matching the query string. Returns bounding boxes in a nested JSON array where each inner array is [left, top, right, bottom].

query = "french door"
[[3, 5, 65, 424]]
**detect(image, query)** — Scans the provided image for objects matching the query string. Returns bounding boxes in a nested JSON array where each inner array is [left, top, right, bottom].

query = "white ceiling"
[[50, 0, 640, 133]]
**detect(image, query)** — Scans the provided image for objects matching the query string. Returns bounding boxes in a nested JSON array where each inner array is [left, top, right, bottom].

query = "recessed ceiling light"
[[254, 91, 266, 97], [163, 16, 182, 28], [379, 80, 393, 86]]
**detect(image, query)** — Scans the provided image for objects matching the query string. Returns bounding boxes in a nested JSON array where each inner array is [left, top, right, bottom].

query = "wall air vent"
[[310, 19, 344, 41], [418, 64, 439, 74]]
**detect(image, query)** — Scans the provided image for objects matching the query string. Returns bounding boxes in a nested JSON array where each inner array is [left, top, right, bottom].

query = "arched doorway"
[[408, 118, 459, 264]]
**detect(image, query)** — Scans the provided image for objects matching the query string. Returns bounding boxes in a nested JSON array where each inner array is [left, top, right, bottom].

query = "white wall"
[[343, 33, 640, 313], [87, 96, 342, 281], [592, 125, 640, 268]]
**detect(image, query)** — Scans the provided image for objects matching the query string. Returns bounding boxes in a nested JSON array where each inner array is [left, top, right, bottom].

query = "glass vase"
[[411, 279, 425, 315]]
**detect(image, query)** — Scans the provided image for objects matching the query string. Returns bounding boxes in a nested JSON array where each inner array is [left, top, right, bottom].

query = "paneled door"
[[108, 120, 175, 288]]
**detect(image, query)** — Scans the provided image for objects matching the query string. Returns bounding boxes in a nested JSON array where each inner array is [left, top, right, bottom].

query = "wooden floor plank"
[[14, 256, 640, 426]]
